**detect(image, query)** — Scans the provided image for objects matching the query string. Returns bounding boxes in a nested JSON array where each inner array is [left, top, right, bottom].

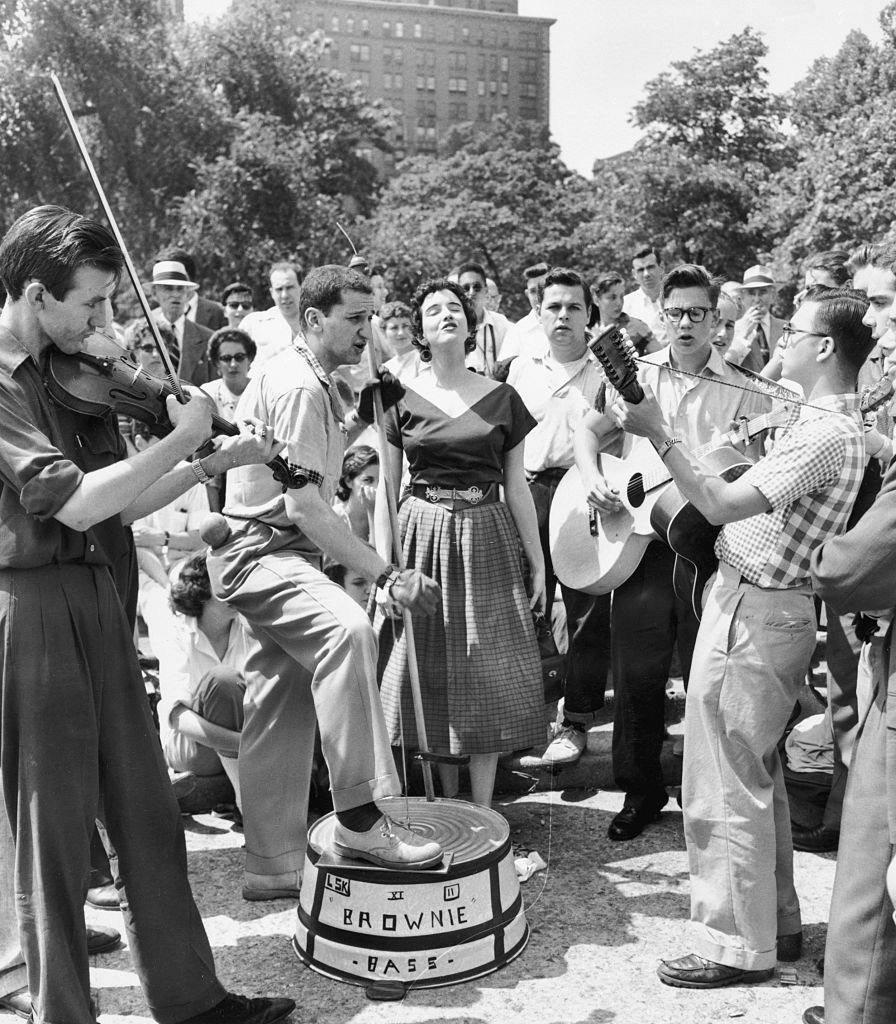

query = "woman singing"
[[374, 277, 546, 807]]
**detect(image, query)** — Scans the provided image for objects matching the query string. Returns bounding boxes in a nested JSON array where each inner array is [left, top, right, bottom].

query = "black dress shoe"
[[657, 952, 773, 989], [792, 823, 839, 853], [86, 924, 121, 955], [0, 989, 31, 1020], [608, 795, 667, 841], [777, 930, 803, 962], [86, 882, 120, 910], [803, 1007, 824, 1024], [181, 993, 295, 1024]]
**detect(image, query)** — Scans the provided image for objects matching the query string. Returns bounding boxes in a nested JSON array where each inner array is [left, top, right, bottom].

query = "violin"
[[44, 333, 299, 491]]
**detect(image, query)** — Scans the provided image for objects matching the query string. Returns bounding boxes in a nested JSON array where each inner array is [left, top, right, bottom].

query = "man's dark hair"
[[632, 245, 662, 265], [802, 286, 874, 377], [169, 550, 212, 618], [804, 250, 851, 287], [592, 271, 625, 296], [456, 261, 487, 285], [222, 280, 253, 304], [868, 243, 896, 276], [410, 278, 477, 358], [661, 264, 719, 306], [269, 261, 304, 285], [0, 205, 123, 302], [523, 262, 549, 281], [536, 267, 594, 322], [846, 244, 878, 278], [158, 247, 196, 281], [379, 300, 412, 324], [299, 265, 371, 323], [208, 326, 257, 364]]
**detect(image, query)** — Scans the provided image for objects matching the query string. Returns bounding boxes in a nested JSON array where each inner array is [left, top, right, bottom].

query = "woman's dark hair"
[[410, 278, 477, 360], [169, 551, 212, 618], [592, 271, 625, 296], [336, 444, 378, 501], [208, 326, 256, 364], [379, 300, 412, 324]]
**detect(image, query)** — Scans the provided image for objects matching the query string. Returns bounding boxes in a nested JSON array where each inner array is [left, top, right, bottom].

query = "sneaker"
[[540, 724, 587, 766], [332, 814, 443, 869], [181, 993, 295, 1024]]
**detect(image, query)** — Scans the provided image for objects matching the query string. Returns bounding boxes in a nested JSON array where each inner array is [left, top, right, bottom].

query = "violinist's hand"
[[166, 389, 215, 449], [216, 417, 286, 469]]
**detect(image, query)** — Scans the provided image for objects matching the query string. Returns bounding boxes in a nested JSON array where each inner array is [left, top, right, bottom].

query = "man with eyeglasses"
[[575, 264, 770, 843], [222, 282, 255, 329], [613, 286, 873, 990], [457, 260, 512, 375], [623, 245, 668, 346]]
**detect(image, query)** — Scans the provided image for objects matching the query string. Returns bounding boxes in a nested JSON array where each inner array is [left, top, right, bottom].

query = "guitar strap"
[[594, 380, 607, 414]]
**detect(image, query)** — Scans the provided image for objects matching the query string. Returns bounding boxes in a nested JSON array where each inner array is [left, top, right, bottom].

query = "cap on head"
[[740, 264, 777, 290]]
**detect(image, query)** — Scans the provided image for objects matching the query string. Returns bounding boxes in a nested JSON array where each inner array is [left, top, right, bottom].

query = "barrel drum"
[[293, 797, 529, 988]]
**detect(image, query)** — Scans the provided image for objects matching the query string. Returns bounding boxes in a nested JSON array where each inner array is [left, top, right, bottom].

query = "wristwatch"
[[656, 436, 683, 461], [375, 564, 401, 594], [191, 456, 212, 485]]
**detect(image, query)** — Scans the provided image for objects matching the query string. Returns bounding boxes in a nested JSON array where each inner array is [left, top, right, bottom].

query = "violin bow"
[[49, 72, 186, 402]]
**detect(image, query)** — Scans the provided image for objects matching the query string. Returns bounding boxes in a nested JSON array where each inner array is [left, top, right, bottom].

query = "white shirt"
[[507, 344, 606, 473], [383, 348, 424, 384], [201, 377, 242, 421], [623, 288, 666, 345], [239, 308, 295, 370], [500, 309, 547, 362], [465, 309, 513, 373]]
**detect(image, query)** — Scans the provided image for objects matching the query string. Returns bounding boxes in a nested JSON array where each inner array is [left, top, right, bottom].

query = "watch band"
[[656, 436, 683, 461], [191, 457, 212, 485], [375, 564, 401, 592]]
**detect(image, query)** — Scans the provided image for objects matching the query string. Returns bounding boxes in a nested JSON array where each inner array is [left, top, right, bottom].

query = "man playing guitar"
[[613, 285, 872, 988], [574, 264, 769, 841]]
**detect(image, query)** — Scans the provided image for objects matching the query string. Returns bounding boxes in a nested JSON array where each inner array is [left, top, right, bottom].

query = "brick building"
[[293, 0, 553, 173]]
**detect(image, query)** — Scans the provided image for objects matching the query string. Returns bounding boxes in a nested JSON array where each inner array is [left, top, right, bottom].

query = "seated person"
[[155, 551, 251, 808], [324, 561, 372, 608], [332, 445, 379, 544]]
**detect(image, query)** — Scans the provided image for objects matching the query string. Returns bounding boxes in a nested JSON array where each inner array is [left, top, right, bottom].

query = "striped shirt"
[[717, 393, 865, 588]]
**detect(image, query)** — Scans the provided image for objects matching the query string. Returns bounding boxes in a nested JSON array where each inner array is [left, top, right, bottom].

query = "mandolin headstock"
[[588, 323, 644, 404]]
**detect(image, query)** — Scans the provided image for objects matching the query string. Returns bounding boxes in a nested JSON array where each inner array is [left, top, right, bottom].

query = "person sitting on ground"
[[333, 445, 379, 544], [592, 271, 661, 355], [155, 551, 249, 809]]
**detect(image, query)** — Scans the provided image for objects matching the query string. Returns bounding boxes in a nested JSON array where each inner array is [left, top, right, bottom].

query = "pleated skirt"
[[376, 496, 545, 755]]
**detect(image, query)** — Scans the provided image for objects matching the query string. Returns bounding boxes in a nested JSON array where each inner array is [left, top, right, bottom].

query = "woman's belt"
[[408, 483, 499, 511]]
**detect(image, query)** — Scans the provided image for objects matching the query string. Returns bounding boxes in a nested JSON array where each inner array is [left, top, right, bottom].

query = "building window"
[[413, 23, 422, 38], [462, 27, 469, 41], [477, 80, 485, 96], [489, 81, 497, 94], [382, 20, 390, 35], [346, 17, 354, 33], [394, 48, 403, 64], [500, 56, 509, 73], [416, 75, 425, 90], [355, 70, 370, 87], [384, 73, 392, 89], [350, 44, 370, 63], [361, 19, 369, 35], [395, 73, 403, 88], [330, 15, 339, 32], [427, 76, 435, 91], [500, 81, 508, 95], [395, 21, 403, 38]]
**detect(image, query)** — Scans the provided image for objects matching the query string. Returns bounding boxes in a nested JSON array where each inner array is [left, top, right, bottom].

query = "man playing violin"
[[613, 286, 873, 989], [0, 205, 293, 1024], [575, 264, 769, 842]]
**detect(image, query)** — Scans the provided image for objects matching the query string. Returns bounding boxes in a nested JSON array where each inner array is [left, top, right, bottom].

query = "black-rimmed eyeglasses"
[[663, 306, 712, 324]]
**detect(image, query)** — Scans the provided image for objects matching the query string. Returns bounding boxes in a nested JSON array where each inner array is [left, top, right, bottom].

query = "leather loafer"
[[657, 952, 773, 989], [86, 882, 120, 910], [0, 988, 31, 1020], [777, 930, 803, 962], [803, 1007, 824, 1024], [608, 795, 668, 842], [791, 823, 839, 853], [87, 923, 121, 955], [180, 993, 295, 1024]]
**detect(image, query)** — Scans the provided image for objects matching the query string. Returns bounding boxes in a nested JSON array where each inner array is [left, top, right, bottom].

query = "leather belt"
[[409, 483, 499, 511]]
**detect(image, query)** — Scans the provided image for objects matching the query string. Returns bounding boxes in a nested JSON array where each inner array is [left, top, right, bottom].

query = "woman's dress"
[[376, 381, 545, 754]]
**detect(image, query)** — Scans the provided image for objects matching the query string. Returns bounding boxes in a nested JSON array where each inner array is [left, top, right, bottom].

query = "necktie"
[[167, 321, 181, 370], [755, 323, 769, 364]]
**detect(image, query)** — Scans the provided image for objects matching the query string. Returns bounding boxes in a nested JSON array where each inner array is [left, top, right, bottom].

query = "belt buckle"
[[465, 485, 483, 504], [425, 485, 441, 504]]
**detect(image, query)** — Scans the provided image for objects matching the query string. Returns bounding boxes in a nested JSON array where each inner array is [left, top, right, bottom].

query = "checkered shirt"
[[716, 393, 865, 588]]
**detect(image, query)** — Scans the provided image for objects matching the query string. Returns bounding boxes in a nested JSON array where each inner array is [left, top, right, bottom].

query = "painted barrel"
[[292, 796, 528, 989]]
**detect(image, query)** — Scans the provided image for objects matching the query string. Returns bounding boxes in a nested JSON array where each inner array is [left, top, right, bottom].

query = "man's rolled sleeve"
[[272, 385, 330, 489], [743, 418, 845, 511]]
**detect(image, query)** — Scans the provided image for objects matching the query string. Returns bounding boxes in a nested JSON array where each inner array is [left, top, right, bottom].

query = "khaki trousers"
[[683, 563, 815, 970]]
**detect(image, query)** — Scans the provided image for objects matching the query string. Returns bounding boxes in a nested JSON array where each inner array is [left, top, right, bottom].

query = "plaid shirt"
[[716, 393, 865, 588]]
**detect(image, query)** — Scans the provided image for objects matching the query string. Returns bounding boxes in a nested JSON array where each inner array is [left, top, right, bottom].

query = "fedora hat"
[[151, 260, 197, 288], [740, 264, 778, 290]]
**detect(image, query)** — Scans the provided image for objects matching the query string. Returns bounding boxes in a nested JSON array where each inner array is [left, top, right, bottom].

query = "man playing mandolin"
[[575, 264, 769, 842], [0, 205, 294, 1024], [612, 285, 873, 988]]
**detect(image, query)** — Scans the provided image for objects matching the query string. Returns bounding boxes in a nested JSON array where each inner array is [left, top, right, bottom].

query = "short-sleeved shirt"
[[386, 381, 535, 488], [0, 326, 119, 569], [224, 343, 346, 552], [507, 345, 606, 473], [717, 393, 865, 588], [604, 344, 771, 456]]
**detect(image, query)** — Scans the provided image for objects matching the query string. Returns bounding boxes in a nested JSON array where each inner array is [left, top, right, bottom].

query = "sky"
[[185, 0, 888, 176]]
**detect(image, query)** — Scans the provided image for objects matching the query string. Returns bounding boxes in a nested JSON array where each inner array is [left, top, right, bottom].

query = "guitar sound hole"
[[628, 473, 645, 507]]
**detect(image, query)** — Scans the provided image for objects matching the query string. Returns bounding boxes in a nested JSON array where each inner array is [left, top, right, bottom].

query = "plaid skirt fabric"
[[376, 496, 545, 755]]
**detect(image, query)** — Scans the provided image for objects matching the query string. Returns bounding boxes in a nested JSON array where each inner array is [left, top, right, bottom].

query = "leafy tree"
[[362, 115, 592, 315]]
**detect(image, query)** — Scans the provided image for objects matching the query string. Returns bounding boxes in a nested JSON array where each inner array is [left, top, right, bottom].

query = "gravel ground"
[[1, 784, 833, 1024]]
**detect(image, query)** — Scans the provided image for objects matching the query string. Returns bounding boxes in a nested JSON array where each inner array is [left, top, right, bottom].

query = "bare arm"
[[502, 441, 546, 611], [574, 407, 626, 512], [373, 440, 404, 563], [170, 706, 241, 759]]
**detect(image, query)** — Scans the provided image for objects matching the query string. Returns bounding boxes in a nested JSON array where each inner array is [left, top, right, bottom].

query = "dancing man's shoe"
[[333, 814, 443, 869], [0, 989, 31, 1020], [86, 924, 121, 955], [777, 930, 803, 962], [608, 793, 668, 842], [86, 882, 120, 910], [657, 953, 773, 989], [791, 823, 839, 853], [180, 993, 295, 1024]]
